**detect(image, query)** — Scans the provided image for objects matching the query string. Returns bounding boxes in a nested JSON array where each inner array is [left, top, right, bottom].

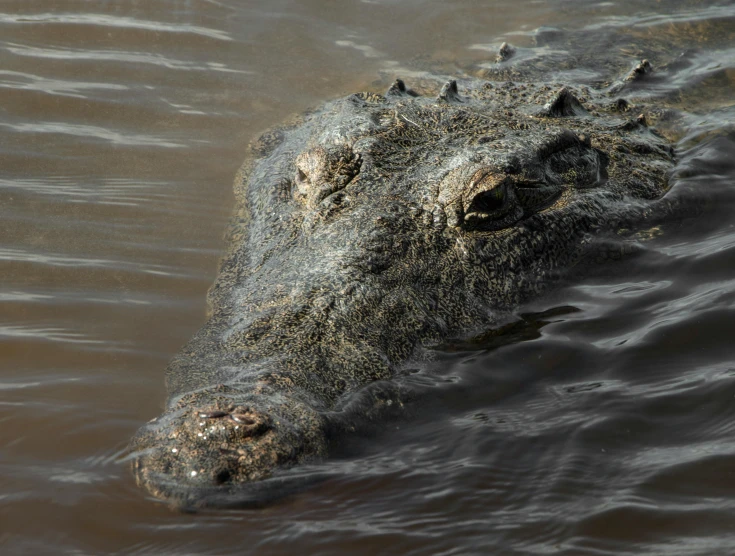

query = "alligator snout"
[[130, 390, 328, 505]]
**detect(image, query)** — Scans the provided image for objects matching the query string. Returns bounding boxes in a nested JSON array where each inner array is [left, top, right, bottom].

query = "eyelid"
[[514, 183, 564, 214], [468, 168, 504, 190], [463, 170, 509, 213]]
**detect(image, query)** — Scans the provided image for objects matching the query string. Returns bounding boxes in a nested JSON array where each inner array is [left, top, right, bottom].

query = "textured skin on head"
[[131, 77, 677, 506]]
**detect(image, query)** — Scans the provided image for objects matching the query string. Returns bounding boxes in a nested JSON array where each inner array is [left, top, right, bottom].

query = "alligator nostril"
[[229, 413, 255, 425], [225, 408, 272, 438], [215, 469, 232, 485], [199, 410, 229, 419]]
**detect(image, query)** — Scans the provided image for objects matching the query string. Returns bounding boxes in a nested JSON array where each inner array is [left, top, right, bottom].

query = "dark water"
[[2, 0, 735, 554]]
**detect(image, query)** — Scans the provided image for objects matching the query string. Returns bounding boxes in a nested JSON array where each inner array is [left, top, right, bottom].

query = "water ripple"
[[0, 324, 104, 344], [0, 247, 188, 277], [0, 120, 184, 148], [0, 176, 190, 206], [3, 42, 252, 74], [581, 3, 735, 31], [0, 377, 80, 391], [0, 68, 127, 98], [0, 12, 232, 41]]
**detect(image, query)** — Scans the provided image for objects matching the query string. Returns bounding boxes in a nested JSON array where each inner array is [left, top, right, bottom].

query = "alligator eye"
[[463, 181, 523, 231], [468, 183, 507, 213]]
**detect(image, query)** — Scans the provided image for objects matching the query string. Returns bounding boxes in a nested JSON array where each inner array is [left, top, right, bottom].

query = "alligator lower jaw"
[[131, 454, 326, 510], [131, 462, 330, 510]]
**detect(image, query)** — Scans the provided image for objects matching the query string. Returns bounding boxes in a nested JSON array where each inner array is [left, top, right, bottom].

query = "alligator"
[[130, 58, 684, 507]]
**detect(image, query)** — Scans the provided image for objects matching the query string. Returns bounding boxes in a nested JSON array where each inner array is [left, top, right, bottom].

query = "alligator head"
[[130, 77, 676, 506]]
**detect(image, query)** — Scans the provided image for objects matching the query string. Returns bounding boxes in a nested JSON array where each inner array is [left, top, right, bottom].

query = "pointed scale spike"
[[496, 42, 516, 62], [618, 113, 649, 131], [386, 79, 419, 97], [625, 59, 652, 82], [540, 86, 588, 117], [437, 80, 463, 103]]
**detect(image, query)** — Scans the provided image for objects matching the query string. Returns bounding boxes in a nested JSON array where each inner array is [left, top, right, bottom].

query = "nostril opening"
[[215, 469, 232, 485], [230, 414, 256, 425], [199, 410, 228, 419]]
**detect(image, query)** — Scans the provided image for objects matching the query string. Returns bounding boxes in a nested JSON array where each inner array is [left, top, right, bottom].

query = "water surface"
[[1, 0, 735, 554]]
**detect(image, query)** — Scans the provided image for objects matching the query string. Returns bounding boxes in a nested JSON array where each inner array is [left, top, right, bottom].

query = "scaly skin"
[[130, 73, 679, 507]]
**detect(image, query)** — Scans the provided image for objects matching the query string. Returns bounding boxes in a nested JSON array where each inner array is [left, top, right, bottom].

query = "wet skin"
[[130, 71, 681, 507]]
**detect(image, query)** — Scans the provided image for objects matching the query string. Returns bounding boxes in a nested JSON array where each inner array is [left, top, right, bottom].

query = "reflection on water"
[[1, 0, 734, 553]]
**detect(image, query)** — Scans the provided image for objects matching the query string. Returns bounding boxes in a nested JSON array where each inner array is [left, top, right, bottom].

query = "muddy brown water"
[[2, 0, 735, 554]]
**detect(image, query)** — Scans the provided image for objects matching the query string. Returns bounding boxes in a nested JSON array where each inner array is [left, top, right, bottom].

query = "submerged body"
[[131, 69, 680, 506]]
